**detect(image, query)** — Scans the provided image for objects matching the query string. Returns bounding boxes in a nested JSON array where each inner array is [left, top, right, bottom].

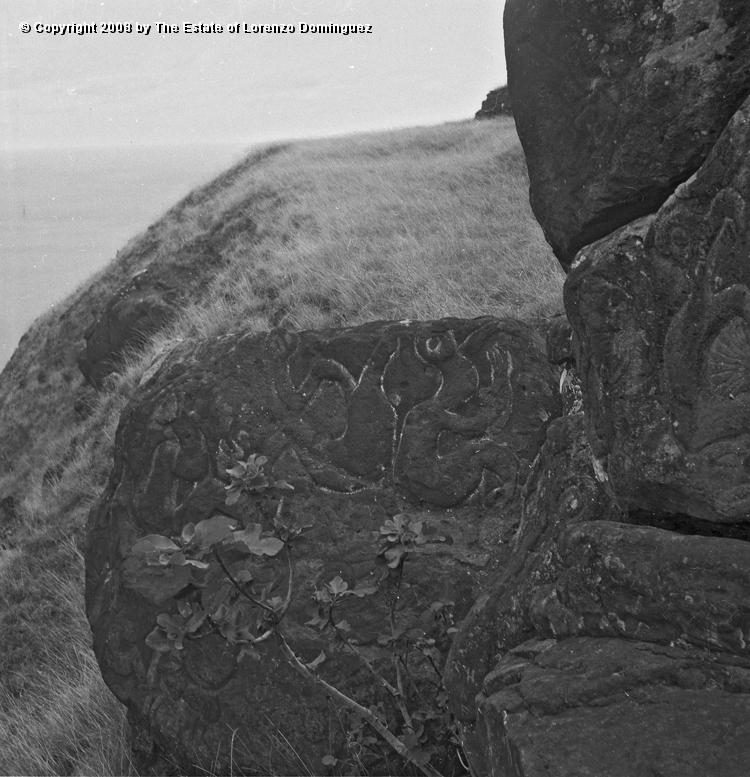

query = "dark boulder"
[[445, 413, 622, 764], [475, 86, 512, 119], [565, 94, 750, 524], [544, 312, 573, 366], [85, 316, 559, 775], [77, 239, 224, 389], [445, 413, 750, 776], [505, 0, 750, 270]]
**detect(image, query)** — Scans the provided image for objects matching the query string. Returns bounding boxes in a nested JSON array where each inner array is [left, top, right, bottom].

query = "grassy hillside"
[[0, 117, 563, 776]]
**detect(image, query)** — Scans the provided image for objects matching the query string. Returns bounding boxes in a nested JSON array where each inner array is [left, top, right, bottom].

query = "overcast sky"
[[2, 0, 506, 150]]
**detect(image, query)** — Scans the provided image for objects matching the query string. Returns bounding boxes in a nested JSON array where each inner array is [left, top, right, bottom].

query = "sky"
[[1, 0, 507, 150]]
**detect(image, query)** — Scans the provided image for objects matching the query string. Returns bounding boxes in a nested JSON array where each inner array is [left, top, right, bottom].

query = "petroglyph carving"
[[566, 99, 750, 522], [270, 318, 524, 506], [708, 317, 750, 398], [85, 316, 558, 775]]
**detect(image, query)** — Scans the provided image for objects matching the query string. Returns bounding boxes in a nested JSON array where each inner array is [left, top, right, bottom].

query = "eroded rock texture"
[[565, 94, 750, 523], [85, 317, 558, 775], [505, 0, 750, 269], [78, 238, 224, 388], [445, 414, 750, 776], [475, 86, 512, 119]]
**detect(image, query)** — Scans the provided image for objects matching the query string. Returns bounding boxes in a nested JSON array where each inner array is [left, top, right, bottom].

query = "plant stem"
[[212, 547, 274, 614], [333, 622, 399, 699], [277, 544, 295, 620], [390, 607, 415, 733], [275, 632, 444, 777]]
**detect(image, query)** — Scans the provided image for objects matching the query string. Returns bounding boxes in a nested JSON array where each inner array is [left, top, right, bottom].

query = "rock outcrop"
[[566, 94, 750, 524], [446, 415, 750, 775], [443, 4, 750, 776], [505, 0, 750, 269], [77, 238, 225, 388], [85, 317, 559, 775], [475, 86, 512, 120]]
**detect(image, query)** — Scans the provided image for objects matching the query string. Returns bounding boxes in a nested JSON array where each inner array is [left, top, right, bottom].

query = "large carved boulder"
[[445, 413, 750, 776], [85, 316, 559, 775], [565, 94, 750, 523], [505, 0, 750, 269]]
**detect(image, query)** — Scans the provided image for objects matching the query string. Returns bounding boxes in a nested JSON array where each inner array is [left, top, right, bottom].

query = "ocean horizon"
[[0, 142, 251, 372]]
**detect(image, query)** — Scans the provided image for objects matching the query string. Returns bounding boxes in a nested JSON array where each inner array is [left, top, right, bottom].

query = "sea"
[[0, 142, 252, 372]]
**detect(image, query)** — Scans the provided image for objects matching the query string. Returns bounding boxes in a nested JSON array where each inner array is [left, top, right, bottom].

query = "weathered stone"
[[445, 413, 750, 776], [544, 313, 573, 366], [85, 316, 559, 775], [77, 273, 177, 389], [445, 412, 623, 771], [475, 86, 512, 119], [565, 95, 750, 523], [480, 637, 750, 777], [77, 239, 224, 389], [505, 0, 750, 269]]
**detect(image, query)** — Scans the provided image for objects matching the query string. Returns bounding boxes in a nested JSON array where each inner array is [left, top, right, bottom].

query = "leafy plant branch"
[[275, 630, 444, 777], [131, 444, 463, 776]]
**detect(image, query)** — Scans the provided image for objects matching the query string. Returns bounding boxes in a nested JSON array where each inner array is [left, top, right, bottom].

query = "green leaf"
[[402, 732, 421, 751], [169, 551, 188, 566], [384, 545, 408, 568], [306, 612, 329, 630], [183, 557, 210, 569], [321, 754, 337, 767], [314, 588, 333, 604], [305, 651, 327, 670], [180, 523, 196, 545], [226, 464, 247, 479], [177, 600, 192, 619], [247, 453, 268, 468], [326, 576, 349, 596], [335, 619, 351, 632], [352, 581, 378, 597], [186, 604, 208, 632], [273, 479, 294, 491], [132, 535, 179, 554], [231, 524, 284, 556], [194, 516, 237, 547], [144, 550, 165, 566], [145, 627, 173, 653], [407, 747, 431, 767], [225, 487, 242, 506], [157, 612, 186, 634]]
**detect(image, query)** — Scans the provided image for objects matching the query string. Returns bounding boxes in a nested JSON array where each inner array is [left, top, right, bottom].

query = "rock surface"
[[480, 637, 750, 777], [445, 413, 622, 761], [446, 413, 750, 776], [78, 238, 224, 388], [444, 14, 750, 777], [85, 316, 559, 775], [475, 86, 512, 119], [565, 94, 750, 523], [505, 0, 750, 269]]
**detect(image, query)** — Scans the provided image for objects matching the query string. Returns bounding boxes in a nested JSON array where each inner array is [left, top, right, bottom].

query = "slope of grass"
[[0, 117, 563, 776]]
